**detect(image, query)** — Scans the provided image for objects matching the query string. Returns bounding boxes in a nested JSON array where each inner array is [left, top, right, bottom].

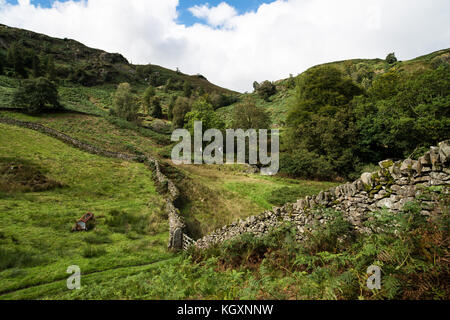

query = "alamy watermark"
[[67, 265, 81, 290], [171, 121, 279, 175], [367, 265, 381, 290]]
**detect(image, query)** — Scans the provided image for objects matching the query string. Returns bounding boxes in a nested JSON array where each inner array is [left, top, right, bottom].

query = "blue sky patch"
[[3, 0, 276, 26]]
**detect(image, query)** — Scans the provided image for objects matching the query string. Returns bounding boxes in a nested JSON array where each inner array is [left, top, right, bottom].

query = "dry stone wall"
[[0, 117, 187, 250], [195, 141, 450, 249], [3, 117, 449, 252]]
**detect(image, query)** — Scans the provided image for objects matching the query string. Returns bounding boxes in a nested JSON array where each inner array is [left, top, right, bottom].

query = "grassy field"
[[0, 111, 338, 239], [175, 164, 339, 237], [0, 123, 174, 298]]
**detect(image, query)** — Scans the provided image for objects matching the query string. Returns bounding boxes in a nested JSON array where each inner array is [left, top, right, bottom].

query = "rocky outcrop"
[[0, 117, 187, 251], [195, 141, 450, 249]]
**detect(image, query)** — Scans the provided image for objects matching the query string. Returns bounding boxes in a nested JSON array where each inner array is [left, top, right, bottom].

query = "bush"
[[12, 77, 60, 114], [279, 150, 336, 180]]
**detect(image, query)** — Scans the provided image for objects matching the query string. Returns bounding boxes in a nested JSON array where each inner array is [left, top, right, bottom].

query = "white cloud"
[[189, 2, 237, 28], [0, 0, 449, 92]]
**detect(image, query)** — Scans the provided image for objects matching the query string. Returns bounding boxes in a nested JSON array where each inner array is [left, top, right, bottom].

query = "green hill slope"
[[218, 48, 450, 127], [0, 123, 173, 296], [0, 24, 235, 94]]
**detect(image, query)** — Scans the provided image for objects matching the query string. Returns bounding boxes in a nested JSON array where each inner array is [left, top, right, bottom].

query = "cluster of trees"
[[282, 63, 450, 180], [170, 93, 270, 133], [2, 42, 57, 80], [110, 78, 240, 131]]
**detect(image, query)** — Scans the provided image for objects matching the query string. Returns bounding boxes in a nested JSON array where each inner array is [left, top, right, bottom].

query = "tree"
[[32, 54, 41, 78], [183, 81, 192, 98], [136, 64, 152, 79], [164, 78, 173, 92], [167, 95, 176, 121], [148, 72, 161, 86], [184, 97, 224, 134], [7, 43, 27, 78], [142, 86, 155, 114], [149, 96, 163, 119], [113, 83, 139, 122], [13, 77, 60, 114], [0, 52, 4, 75], [287, 74, 296, 89], [172, 96, 191, 128], [386, 52, 397, 64], [232, 98, 271, 130], [46, 55, 56, 81], [252, 81, 260, 92], [284, 66, 363, 179], [256, 80, 277, 101]]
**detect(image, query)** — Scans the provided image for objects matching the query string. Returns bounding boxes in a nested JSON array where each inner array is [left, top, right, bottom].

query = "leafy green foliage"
[[284, 62, 450, 179], [142, 86, 155, 115], [256, 80, 277, 102], [6, 42, 27, 78], [149, 96, 163, 119], [386, 52, 398, 64], [231, 98, 271, 130], [284, 66, 363, 179], [112, 83, 139, 122], [12, 77, 60, 114], [184, 97, 224, 133], [172, 96, 191, 128], [0, 52, 5, 75]]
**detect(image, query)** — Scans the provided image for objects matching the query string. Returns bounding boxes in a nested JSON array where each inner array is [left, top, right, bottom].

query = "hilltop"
[[0, 24, 236, 93], [217, 47, 450, 127]]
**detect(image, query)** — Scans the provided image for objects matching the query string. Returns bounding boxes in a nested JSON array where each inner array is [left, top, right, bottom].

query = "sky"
[[0, 0, 449, 92]]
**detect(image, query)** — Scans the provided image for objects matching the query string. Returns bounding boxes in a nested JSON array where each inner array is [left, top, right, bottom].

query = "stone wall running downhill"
[[0, 117, 187, 251], [3, 117, 449, 252], [194, 141, 450, 249]]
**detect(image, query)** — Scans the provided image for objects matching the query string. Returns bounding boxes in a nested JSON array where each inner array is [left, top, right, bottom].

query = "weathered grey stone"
[[439, 140, 450, 164], [419, 152, 431, 166], [400, 159, 414, 174], [412, 160, 422, 175], [430, 146, 440, 165], [379, 159, 394, 169], [188, 140, 450, 250]]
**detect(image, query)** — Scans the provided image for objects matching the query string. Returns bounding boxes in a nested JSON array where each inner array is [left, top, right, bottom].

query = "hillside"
[[217, 48, 450, 127], [0, 24, 449, 301], [0, 24, 236, 94]]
